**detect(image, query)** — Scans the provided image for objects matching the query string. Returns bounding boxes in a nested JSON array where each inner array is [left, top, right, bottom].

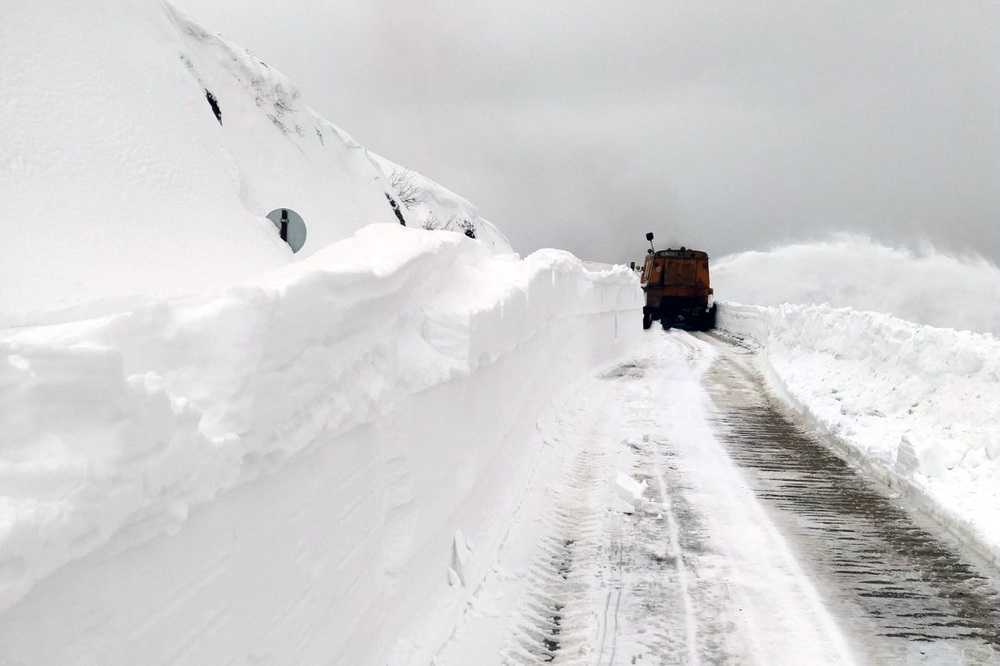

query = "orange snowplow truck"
[[640, 232, 717, 331]]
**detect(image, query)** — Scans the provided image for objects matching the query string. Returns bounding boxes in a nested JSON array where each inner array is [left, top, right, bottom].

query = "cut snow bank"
[[718, 303, 1000, 563], [714, 235, 1000, 336], [0, 224, 641, 664], [0, 0, 509, 327]]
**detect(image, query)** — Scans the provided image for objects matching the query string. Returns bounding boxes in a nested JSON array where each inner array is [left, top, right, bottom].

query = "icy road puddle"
[[433, 331, 1000, 665]]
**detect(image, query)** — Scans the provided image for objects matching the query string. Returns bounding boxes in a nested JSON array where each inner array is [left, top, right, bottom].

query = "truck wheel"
[[706, 304, 718, 330], [642, 313, 652, 330]]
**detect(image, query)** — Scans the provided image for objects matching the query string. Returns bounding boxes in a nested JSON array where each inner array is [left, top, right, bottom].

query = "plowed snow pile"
[[0, 224, 642, 663], [717, 237, 1000, 563]]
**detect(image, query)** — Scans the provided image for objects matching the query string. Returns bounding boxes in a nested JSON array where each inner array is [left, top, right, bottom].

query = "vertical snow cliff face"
[[0, 225, 643, 664]]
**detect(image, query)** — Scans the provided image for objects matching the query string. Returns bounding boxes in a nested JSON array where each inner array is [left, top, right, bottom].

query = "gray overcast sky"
[[172, 0, 999, 264]]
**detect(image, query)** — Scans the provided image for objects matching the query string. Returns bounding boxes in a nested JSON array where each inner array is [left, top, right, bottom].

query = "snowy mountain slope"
[[371, 153, 511, 249], [0, 224, 642, 663], [718, 304, 1000, 565], [0, 1, 508, 328], [714, 235, 1000, 336]]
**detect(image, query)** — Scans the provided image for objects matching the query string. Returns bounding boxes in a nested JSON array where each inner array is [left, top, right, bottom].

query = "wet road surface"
[[701, 332, 1000, 664]]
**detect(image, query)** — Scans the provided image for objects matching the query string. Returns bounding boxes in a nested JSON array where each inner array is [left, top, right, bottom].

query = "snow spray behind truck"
[[640, 232, 717, 331]]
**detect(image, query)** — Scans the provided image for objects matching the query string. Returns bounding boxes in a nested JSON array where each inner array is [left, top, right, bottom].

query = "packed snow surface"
[[435, 332, 860, 666], [0, 224, 641, 663], [714, 235, 1000, 336], [0, 0, 507, 328]]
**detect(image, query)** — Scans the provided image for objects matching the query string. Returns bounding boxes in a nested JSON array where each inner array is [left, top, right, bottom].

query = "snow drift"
[[714, 235, 1000, 336], [0, 1, 507, 327], [718, 303, 1000, 564], [0, 224, 642, 663]]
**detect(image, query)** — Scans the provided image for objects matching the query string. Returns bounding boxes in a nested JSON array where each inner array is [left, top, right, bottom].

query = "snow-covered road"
[[434, 330, 1000, 665]]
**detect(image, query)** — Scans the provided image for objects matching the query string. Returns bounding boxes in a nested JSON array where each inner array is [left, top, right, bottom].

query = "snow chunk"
[[615, 470, 647, 505], [895, 434, 956, 480]]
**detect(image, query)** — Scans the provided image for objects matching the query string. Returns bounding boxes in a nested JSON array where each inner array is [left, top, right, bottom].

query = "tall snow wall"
[[0, 225, 643, 664], [717, 303, 1000, 565]]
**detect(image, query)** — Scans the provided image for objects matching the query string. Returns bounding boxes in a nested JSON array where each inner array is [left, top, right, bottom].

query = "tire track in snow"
[[498, 360, 730, 665], [447, 331, 861, 665], [650, 437, 701, 666], [616, 433, 744, 666], [501, 431, 605, 665], [596, 341, 745, 666]]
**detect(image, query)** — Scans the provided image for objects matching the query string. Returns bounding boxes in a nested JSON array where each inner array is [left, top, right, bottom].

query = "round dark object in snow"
[[266, 208, 307, 253]]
